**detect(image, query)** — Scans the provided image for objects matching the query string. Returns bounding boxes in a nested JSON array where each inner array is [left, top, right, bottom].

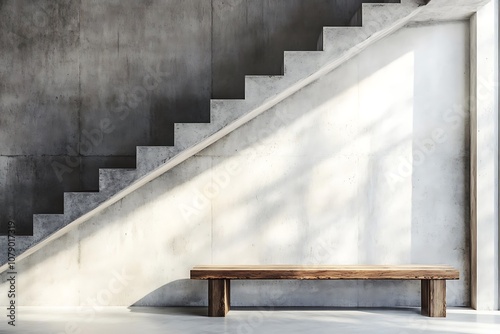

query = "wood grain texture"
[[191, 265, 460, 280], [421, 280, 447, 317], [208, 279, 230, 317], [421, 279, 429, 316]]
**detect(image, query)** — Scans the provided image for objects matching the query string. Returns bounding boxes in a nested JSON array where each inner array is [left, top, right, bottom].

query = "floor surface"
[[0, 307, 499, 333]]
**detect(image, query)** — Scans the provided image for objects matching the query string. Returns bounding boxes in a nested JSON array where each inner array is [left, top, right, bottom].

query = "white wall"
[[0, 21, 471, 308]]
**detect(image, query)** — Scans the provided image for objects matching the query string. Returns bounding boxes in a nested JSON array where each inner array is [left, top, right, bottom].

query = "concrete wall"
[[0, 0, 388, 235], [0, 21, 471, 308]]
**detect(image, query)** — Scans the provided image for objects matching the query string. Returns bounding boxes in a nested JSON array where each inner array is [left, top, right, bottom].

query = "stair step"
[[321, 2, 421, 53], [99, 168, 138, 193], [175, 121, 220, 149], [175, 98, 261, 150], [320, 27, 364, 55], [136, 146, 178, 174], [244, 75, 287, 101], [139, 100, 260, 173], [0, 236, 32, 265], [210, 99, 252, 127], [0, 214, 67, 266], [33, 214, 67, 240], [283, 51, 331, 77], [63, 192, 108, 222], [33, 214, 68, 236], [362, 3, 420, 26]]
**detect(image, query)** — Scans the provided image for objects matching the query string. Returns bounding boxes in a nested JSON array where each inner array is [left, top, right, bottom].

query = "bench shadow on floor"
[[127, 306, 207, 316]]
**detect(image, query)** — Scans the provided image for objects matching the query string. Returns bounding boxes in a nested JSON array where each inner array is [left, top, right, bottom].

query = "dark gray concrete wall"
[[0, 0, 389, 234], [0, 0, 82, 234]]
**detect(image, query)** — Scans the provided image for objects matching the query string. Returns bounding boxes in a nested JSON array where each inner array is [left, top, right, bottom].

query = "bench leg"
[[208, 279, 230, 317], [421, 280, 446, 317]]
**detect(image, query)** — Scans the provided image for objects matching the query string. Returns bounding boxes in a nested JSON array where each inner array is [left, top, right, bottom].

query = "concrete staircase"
[[0, 0, 433, 268]]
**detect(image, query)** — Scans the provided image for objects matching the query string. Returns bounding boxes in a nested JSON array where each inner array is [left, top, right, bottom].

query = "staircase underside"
[[0, 0, 492, 272]]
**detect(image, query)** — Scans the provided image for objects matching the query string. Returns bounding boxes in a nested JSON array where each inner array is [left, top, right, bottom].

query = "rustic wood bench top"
[[190, 264, 460, 318], [190, 265, 460, 280]]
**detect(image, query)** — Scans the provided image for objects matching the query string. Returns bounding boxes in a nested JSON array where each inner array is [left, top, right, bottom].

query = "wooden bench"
[[190, 265, 459, 317]]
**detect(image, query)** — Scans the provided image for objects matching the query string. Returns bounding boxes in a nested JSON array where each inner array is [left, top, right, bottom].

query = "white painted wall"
[[0, 21, 471, 308]]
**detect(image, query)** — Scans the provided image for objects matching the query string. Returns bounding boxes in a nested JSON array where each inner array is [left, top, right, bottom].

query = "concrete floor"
[[0, 307, 499, 334]]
